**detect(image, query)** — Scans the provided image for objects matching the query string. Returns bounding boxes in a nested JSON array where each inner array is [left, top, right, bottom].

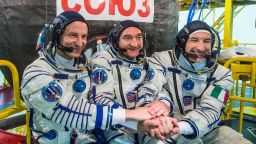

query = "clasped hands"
[[138, 100, 180, 140]]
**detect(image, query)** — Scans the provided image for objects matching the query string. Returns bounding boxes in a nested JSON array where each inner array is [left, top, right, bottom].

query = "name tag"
[[129, 64, 144, 69], [187, 73, 207, 82], [76, 72, 88, 79]]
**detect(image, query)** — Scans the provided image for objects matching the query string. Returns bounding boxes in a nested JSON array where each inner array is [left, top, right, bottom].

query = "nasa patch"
[[92, 69, 108, 85], [42, 81, 62, 102]]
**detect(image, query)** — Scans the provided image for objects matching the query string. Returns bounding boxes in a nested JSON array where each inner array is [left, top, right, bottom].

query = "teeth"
[[193, 52, 204, 56]]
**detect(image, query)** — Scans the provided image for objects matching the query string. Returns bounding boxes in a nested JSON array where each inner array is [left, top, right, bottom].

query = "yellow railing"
[[0, 60, 26, 118], [0, 60, 31, 144], [224, 57, 256, 133]]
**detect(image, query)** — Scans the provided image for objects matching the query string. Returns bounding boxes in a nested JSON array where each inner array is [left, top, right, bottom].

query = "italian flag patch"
[[210, 86, 229, 105]]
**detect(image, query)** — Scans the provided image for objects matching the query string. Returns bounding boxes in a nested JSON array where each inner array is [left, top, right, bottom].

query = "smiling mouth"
[[194, 52, 205, 56], [71, 47, 83, 51], [127, 47, 141, 51], [185, 53, 204, 61]]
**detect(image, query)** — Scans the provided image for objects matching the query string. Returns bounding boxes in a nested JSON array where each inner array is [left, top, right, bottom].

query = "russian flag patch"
[[210, 86, 229, 105]]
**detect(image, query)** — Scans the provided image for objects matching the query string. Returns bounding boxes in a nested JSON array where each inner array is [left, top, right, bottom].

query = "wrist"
[[125, 109, 133, 120]]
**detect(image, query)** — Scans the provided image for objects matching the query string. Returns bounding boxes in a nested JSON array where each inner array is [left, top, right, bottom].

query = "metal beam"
[[178, 0, 256, 11], [223, 0, 233, 49]]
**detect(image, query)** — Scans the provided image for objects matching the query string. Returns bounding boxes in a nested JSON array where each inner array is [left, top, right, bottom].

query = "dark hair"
[[107, 20, 147, 63], [51, 11, 88, 45], [107, 20, 146, 48]]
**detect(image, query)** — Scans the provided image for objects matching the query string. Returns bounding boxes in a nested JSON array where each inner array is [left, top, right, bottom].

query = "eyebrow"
[[189, 37, 211, 40], [67, 32, 88, 36], [121, 33, 143, 37]]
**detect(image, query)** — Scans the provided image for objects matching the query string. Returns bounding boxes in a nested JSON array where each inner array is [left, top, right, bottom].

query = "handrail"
[[223, 56, 256, 133], [224, 57, 256, 68], [0, 60, 30, 144], [0, 60, 26, 119]]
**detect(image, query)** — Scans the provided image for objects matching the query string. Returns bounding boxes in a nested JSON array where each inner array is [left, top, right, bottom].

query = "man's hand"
[[125, 107, 154, 121], [142, 117, 180, 140], [147, 100, 170, 117], [137, 118, 160, 132]]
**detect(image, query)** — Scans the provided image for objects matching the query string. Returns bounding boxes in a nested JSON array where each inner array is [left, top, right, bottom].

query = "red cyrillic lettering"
[[61, 0, 81, 12], [84, 0, 105, 15], [138, 0, 150, 17], [109, 0, 135, 16]]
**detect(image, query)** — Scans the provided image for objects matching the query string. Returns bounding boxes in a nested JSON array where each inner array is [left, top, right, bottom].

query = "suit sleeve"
[[21, 60, 124, 131]]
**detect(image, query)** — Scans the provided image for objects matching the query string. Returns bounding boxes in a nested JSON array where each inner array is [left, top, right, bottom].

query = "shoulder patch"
[[92, 69, 108, 85], [42, 81, 62, 102], [210, 85, 229, 105]]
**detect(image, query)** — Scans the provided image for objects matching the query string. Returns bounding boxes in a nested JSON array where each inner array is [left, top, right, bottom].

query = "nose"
[[196, 41, 206, 52], [130, 37, 138, 47], [75, 36, 86, 47]]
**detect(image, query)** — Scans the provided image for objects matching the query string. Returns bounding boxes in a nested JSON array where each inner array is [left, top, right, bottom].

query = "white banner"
[[56, 0, 154, 23]]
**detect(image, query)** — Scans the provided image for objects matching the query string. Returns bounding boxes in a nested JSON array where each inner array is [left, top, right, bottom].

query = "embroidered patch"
[[92, 69, 108, 84], [42, 81, 62, 102], [145, 68, 155, 81], [183, 96, 192, 106], [126, 92, 136, 103], [210, 86, 229, 105]]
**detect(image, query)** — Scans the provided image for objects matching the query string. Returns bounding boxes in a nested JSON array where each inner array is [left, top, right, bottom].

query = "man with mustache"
[[89, 20, 174, 143]]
